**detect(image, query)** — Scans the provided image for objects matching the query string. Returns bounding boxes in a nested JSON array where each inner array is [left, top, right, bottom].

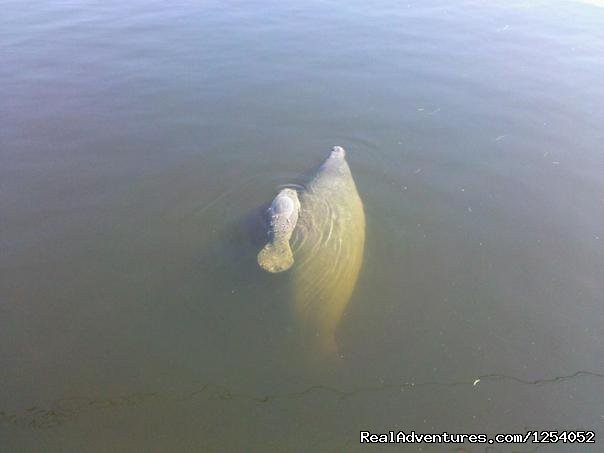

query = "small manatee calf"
[[257, 188, 300, 273]]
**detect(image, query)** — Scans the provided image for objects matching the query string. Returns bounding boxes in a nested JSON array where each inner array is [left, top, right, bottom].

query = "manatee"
[[291, 146, 365, 356], [257, 188, 301, 273]]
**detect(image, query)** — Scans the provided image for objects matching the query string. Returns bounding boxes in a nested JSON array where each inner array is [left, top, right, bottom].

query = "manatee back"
[[291, 147, 365, 357]]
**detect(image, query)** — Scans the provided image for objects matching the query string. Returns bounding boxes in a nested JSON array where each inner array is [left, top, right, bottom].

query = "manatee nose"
[[331, 146, 346, 158]]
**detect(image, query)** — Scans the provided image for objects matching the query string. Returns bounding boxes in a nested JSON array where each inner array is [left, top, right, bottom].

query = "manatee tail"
[[257, 241, 294, 273]]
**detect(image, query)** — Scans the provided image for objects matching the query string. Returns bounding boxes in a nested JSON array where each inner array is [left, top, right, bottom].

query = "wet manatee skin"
[[257, 188, 300, 273], [291, 146, 365, 357]]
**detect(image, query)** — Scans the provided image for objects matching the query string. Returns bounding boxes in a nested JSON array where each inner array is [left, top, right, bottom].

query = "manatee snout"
[[330, 146, 346, 159], [257, 187, 300, 273], [257, 248, 294, 273]]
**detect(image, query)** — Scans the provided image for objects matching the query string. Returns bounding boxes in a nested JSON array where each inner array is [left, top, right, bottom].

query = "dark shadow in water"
[[244, 202, 271, 250]]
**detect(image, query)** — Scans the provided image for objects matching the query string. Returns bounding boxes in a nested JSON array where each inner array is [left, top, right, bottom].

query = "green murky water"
[[2, 1, 603, 451]]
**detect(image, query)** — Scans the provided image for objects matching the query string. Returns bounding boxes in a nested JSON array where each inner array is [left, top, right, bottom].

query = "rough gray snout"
[[331, 146, 346, 158]]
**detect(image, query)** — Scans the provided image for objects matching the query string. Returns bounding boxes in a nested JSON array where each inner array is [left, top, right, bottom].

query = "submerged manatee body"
[[292, 146, 365, 356], [257, 188, 301, 273]]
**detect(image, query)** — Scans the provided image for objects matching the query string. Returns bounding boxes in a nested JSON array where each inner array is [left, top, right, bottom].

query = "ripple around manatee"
[[291, 193, 335, 259], [276, 182, 306, 192]]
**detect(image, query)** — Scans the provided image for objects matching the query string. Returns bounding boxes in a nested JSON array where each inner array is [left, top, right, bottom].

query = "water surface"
[[2, 0, 604, 451]]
